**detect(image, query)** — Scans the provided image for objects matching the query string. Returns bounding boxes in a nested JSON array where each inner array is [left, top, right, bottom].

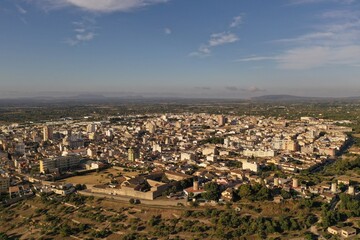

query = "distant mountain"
[[251, 94, 360, 102], [251, 95, 320, 101], [73, 94, 107, 99]]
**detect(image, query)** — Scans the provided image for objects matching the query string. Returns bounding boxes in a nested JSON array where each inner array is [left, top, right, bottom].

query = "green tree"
[[238, 184, 252, 199], [203, 182, 221, 201]]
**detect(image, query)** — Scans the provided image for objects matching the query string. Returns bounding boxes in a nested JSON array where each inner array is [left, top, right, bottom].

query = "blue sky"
[[1, 0, 360, 98]]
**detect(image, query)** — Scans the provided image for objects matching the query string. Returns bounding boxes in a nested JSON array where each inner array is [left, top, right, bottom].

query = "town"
[[0, 112, 359, 239]]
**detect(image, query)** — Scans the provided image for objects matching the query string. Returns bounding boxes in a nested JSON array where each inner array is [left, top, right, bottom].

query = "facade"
[[87, 123, 97, 133], [328, 226, 357, 238], [40, 156, 82, 173], [128, 147, 140, 161], [241, 160, 259, 173], [43, 125, 53, 141], [341, 227, 357, 238], [218, 115, 225, 126], [0, 177, 10, 193], [328, 226, 341, 235], [243, 149, 276, 158]]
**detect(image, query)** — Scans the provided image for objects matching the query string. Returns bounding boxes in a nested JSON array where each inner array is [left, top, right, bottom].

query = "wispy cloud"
[[236, 56, 279, 62], [208, 32, 238, 47], [247, 86, 266, 93], [15, 4, 27, 14], [238, 7, 360, 69], [229, 15, 243, 28], [278, 45, 360, 69], [30, 0, 168, 13], [190, 32, 239, 57], [195, 86, 212, 90], [276, 8, 360, 69], [288, 0, 355, 5], [164, 27, 172, 35], [225, 86, 266, 92], [190, 14, 243, 57], [189, 45, 211, 57], [225, 86, 239, 91], [65, 17, 97, 46]]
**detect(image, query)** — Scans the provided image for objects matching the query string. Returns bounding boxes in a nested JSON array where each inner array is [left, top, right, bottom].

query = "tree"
[[203, 182, 221, 201], [60, 224, 73, 237], [238, 184, 252, 199], [148, 215, 162, 226], [75, 184, 86, 191], [0, 232, 9, 240]]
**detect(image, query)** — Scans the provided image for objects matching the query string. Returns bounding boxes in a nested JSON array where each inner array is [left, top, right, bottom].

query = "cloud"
[[65, 17, 97, 46], [248, 86, 266, 93], [238, 45, 360, 70], [195, 87, 212, 90], [236, 56, 280, 62], [30, 0, 168, 13], [321, 10, 359, 19], [76, 32, 95, 41], [190, 32, 239, 57], [189, 45, 212, 57], [274, 32, 335, 44], [278, 45, 360, 69], [225, 86, 266, 92], [238, 8, 360, 69], [209, 32, 239, 47], [225, 86, 239, 91], [275, 9, 360, 69], [164, 27, 172, 35], [190, 15, 242, 57], [289, 0, 354, 5], [16, 4, 27, 14], [229, 15, 243, 28]]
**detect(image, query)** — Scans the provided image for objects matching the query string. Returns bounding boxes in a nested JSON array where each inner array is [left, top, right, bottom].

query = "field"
[[0, 192, 322, 240], [58, 167, 139, 185]]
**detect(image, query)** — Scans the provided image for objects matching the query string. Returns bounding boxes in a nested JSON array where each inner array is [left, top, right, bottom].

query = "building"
[[241, 160, 259, 173], [348, 186, 355, 195], [218, 115, 225, 126], [43, 125, 53, 141], [128, 147, 140, 162], [242, 149, 276, 158], [202, 146, 218, 156], [87, 123, 97, 133], [292, 178, 299, 188], [331, 182, 337, 193], [341, 227, 357, 238], [90, 173, 174, 200], [181, 152, 196, 161], [40, 156, 82, 173], [184, 178, 205, 197], [146, 122, 156, 134], [0, 177, 10, 193], [15, 142, 26, 155], [327, 226, 341, 235]]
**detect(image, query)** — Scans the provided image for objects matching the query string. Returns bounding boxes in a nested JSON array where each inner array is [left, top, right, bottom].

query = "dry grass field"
[[58, 167, 139, 185]]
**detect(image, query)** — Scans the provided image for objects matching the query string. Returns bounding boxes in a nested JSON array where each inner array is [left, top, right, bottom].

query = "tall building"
[[43, 125, 53, 141], [218, 115, 225, 126], [128, 147, 140, 161], [0, 177, 10, 193], [146, 122, 156, 134], [87, 123, 97, 133]]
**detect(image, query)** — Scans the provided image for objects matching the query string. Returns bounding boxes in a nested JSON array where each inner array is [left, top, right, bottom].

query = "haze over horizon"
[[1, 0, 360, 98]]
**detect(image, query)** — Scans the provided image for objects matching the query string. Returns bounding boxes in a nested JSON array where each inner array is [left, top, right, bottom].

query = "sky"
[[1, 0, 360, 98]]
